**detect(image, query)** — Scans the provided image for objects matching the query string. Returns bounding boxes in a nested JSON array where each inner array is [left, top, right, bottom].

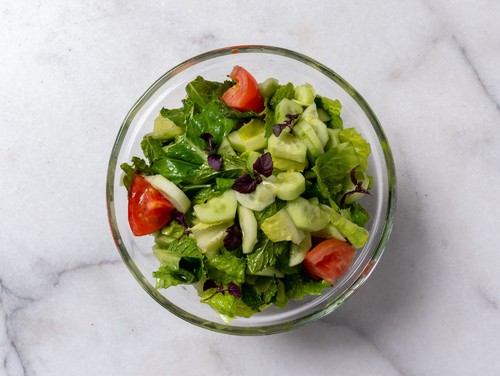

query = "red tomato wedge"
[[303, 239, 356, 284], [128, 174, 175, 236], [221, 66, 264, 113]]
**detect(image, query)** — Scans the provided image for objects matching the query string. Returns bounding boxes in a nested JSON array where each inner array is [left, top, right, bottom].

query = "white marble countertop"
[[2, 1, 499, 375]]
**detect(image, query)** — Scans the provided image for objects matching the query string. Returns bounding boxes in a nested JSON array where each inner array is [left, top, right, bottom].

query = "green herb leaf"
[[206, 251, 246, 285], [153, 237, 205, 289], [269, 83, 295, 109], [315, 96, 343, 129]]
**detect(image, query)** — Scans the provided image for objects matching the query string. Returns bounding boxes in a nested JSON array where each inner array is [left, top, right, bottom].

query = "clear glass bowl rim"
[[106, 45, 397, 336]]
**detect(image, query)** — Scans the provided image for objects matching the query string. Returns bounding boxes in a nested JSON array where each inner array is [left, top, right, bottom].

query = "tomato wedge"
[[221, 66, 264, 113], [303, 239, 356, 284], [128, 174, 175, 236]]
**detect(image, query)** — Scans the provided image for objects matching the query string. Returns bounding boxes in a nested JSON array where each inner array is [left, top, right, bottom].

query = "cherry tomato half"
[[128, 175, 174, 236], [303, 239, 356, 284], [221, 66, 264, 113]]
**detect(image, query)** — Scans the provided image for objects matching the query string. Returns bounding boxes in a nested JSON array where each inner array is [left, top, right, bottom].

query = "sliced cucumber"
[[300, 103, 319, 123], [261, 208, 305, 245], [258, 78, 280, 98], [235, 184, 275, 211], [293, 83, 316, 106], [272, 155, 307, 172], [275, 98, 303, 124], [227, 120, 267, 153], [245, 151, 261, 171], [268, 133, 307, 163], [273, 171, 306, 201], [311, 223, 346, 241], [193, 189, 237, 224], [238, 205, 258, 254], [218, 137, 237, 156], [310, 118, 329, 147], [190, 221, 232, 254], [248, 266, 285, 278], [147, 115, 184, 140], [317, 107, 330, 122], [144, 175, 191, 213], [293, 120, 324, 160], [286, 197, 330, 232], [289, 232, 312, 267]]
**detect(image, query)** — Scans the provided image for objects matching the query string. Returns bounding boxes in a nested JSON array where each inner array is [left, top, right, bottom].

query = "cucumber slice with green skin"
[[311, 223, 346, 241], [300, 103, 319, 123], [193, 189, 237, 224], [286, 197, 330, 232], [258, 78, 280, 98], [272, 171, 306, 201], [248, 267, 285, 278], [317, 107, 330, 122], [310, 118, 329, 147], [293, 120, 324, 160], [227, 120, 267, 153], [275, 98, 303, 124], [190, 221, 232, 254], [272, 155, 307, 172], [268, 133, 307, 163], [261, 208, 305, 245], [293, 84, 316, 106], [238, 205, 258, 254], [245, 151, 261, 171], [146, 115, 184, 141], [289, 232, 312, 267], [144, 175, 191, 213], [235, 184, 275, 211], [218, 137, 237, 156]]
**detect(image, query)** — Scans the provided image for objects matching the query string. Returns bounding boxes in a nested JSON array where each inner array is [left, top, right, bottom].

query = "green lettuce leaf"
[[120, 157, 152, 190], [141, 136, 167, 163], [206, 251, 246, 285], [330, 209, 369, 248], [199, 288, 256, 319], [185, 76, 232, 111], [269, 82, 295, 109], [246, 238, 289, 274], [153, 237, 205, 289], [338, 128, 371, 170], [160, 99, 194, 128], [312, 143, 360, 204], [315, 96, 343, 129], [284, 273, 329, 300]]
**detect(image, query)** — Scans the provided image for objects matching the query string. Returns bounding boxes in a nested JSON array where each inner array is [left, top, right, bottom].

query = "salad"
[[121, 66, 372, 320]]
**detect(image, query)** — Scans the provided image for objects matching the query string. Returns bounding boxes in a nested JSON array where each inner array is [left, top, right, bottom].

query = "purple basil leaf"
[[171, 210, 191, 236], [199, 132, 215, 153], [232, 174, 259, 193], [272, 123, 288, 137], [350, 165, 360, 185], [227, 282, 242, 298], [253, 152, 273, 177], [224, 224, 243, 251], [203, 280, 218, 291], [208, 154, 222, 170]]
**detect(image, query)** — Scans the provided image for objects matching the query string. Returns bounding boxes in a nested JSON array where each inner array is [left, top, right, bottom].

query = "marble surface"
[[1, 1, 500, 375]]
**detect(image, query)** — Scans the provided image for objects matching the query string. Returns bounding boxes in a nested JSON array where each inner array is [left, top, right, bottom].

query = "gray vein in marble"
[[53, 259, 122, 287], [322, 321, 407, 376], [451, 35, 500, 114], [1, 259, 120, 376], [420, 0, 500, 113], [477, 286, 499, 311], [1, 280, 29, 376]]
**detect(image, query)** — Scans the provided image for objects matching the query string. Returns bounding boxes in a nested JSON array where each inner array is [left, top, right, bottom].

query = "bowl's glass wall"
[[107, 46, 396, 335]]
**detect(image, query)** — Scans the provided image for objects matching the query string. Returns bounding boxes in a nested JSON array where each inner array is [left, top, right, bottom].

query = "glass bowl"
[[106, 45, 396, 335]]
